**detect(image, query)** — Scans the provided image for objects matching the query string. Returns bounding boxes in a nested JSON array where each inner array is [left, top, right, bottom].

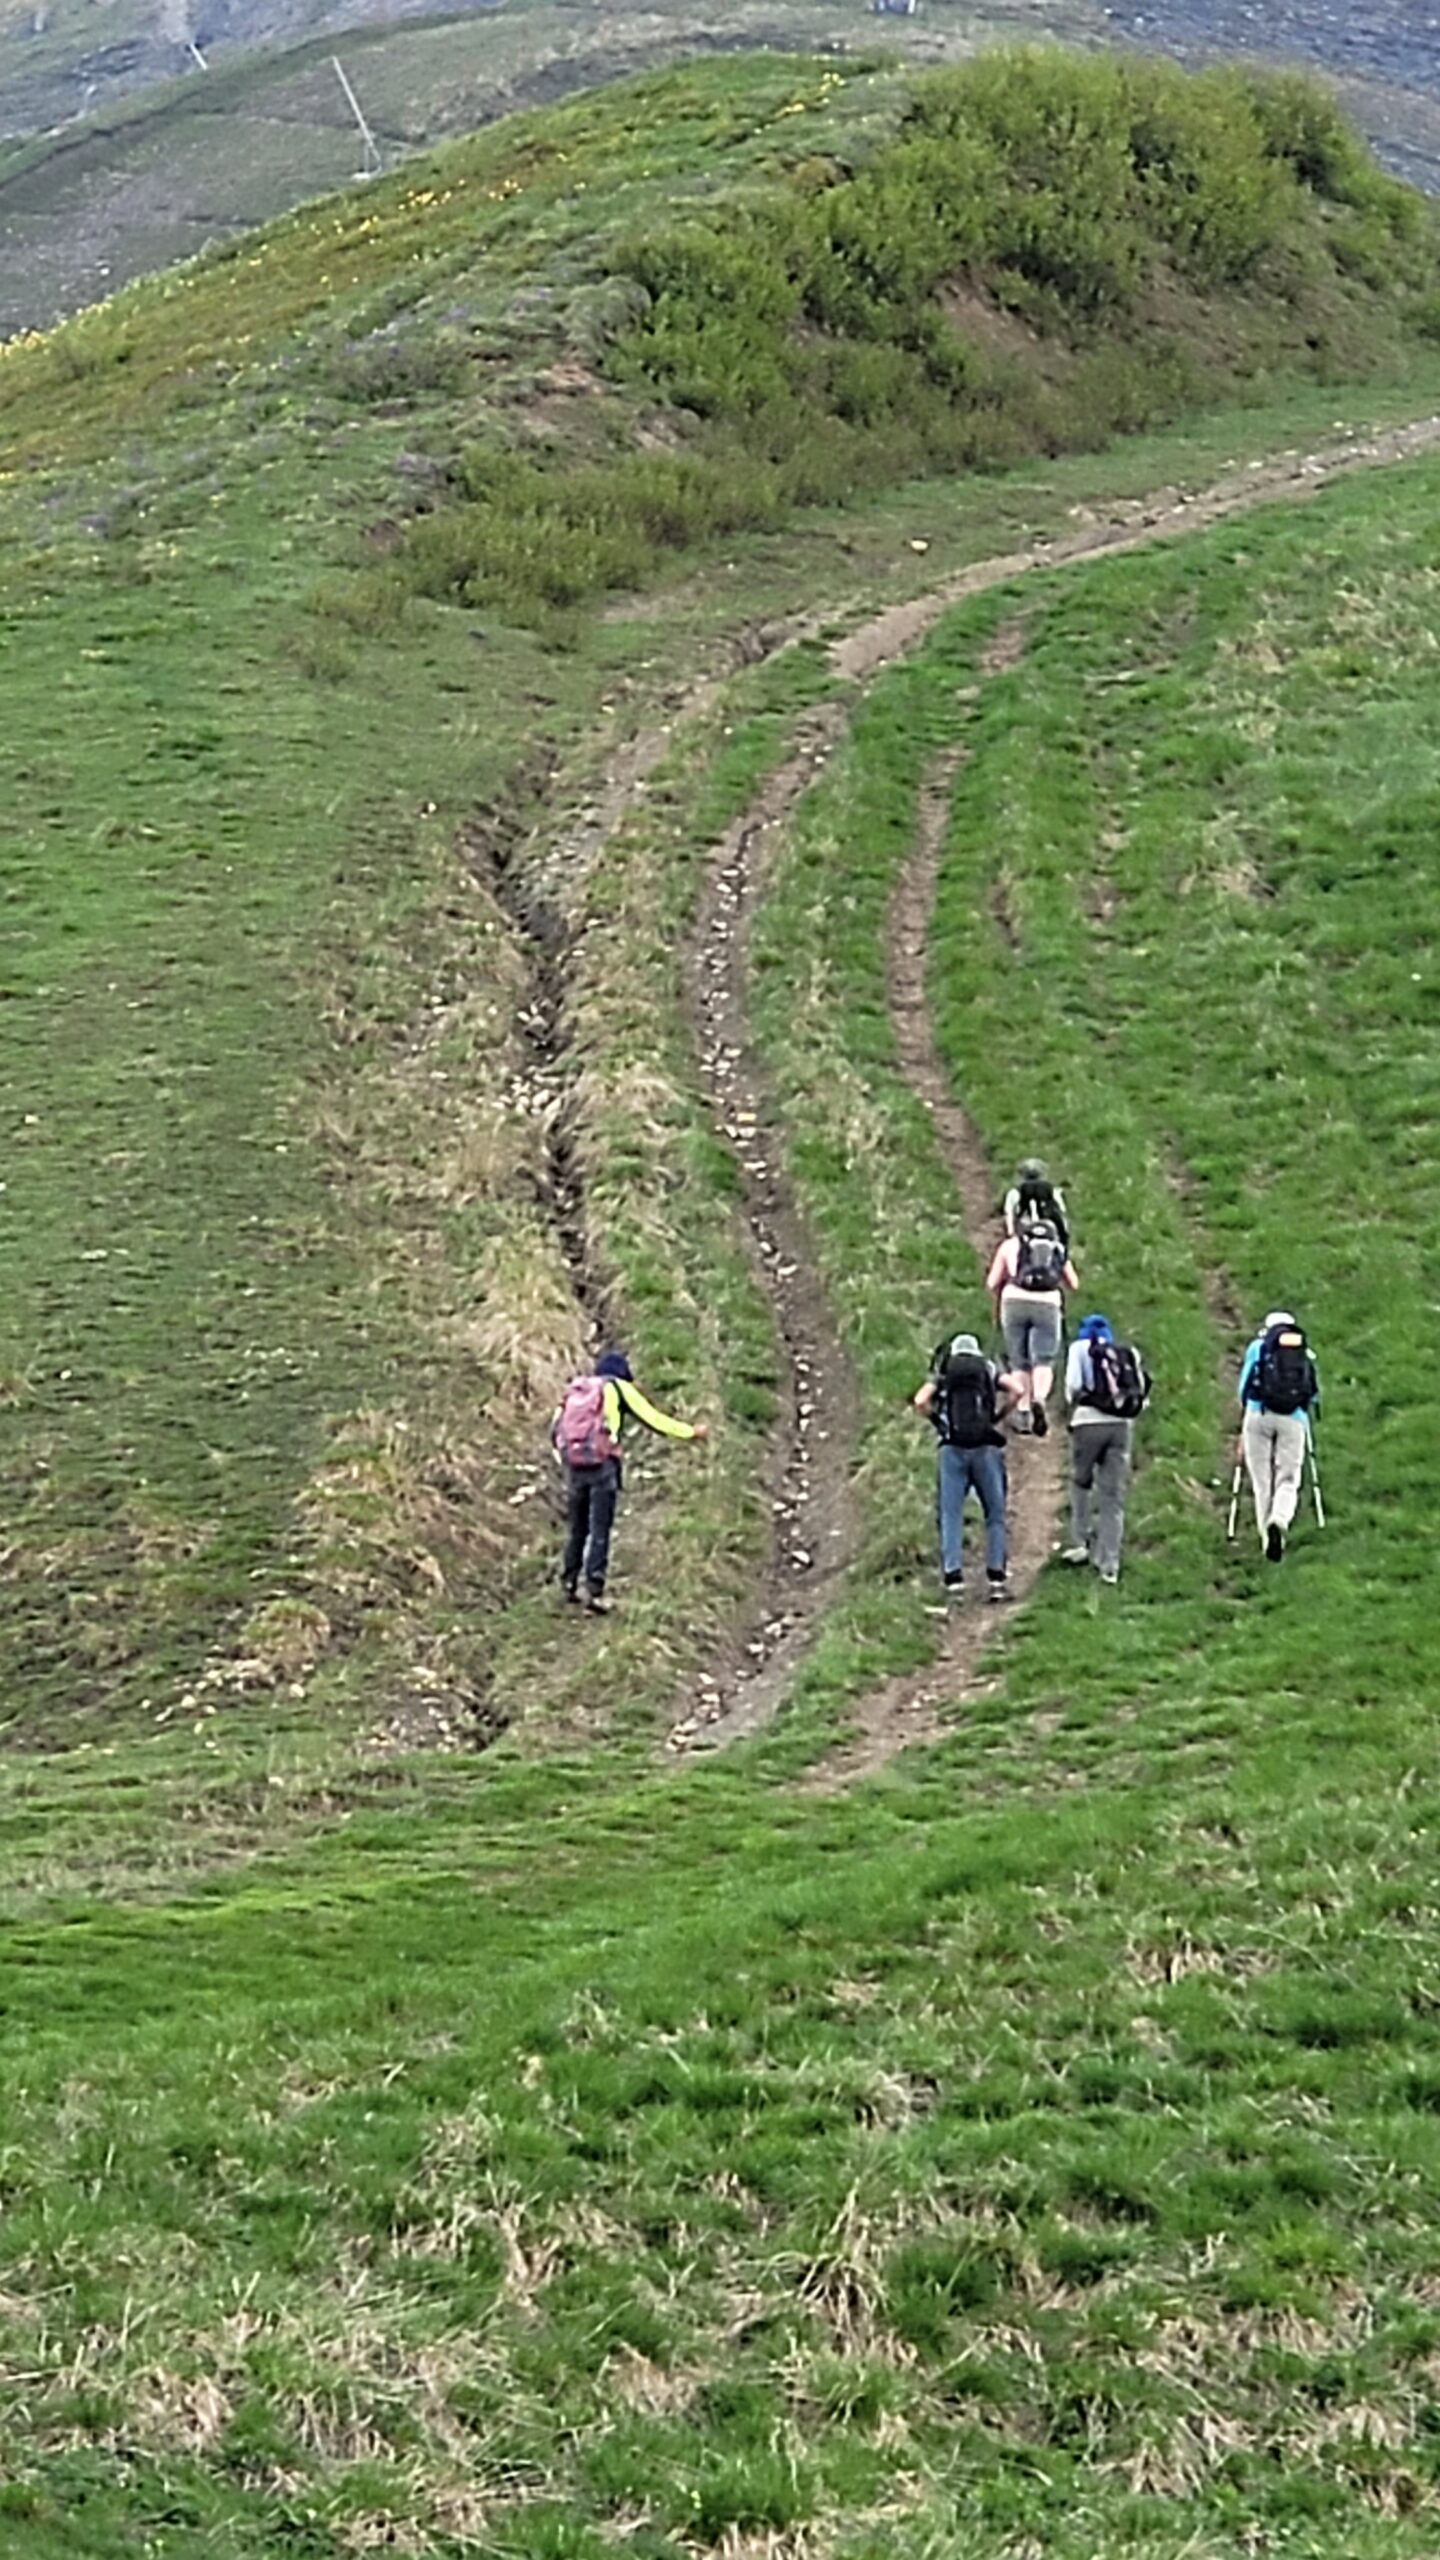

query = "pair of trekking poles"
[[1225, 1423, 1325, 1541]]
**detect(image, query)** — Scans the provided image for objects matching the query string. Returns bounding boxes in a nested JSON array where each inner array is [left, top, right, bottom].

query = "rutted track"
[[798, 726, 1062, 1792], [668, 709, 862, 1751]]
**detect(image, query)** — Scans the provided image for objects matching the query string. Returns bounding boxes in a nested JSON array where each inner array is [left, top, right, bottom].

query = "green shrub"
[[382, 48, 1440, 631], [1124, 63, 1295, 283]]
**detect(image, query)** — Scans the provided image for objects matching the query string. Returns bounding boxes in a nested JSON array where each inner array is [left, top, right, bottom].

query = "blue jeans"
[[937, 1442, 1007, 1579]]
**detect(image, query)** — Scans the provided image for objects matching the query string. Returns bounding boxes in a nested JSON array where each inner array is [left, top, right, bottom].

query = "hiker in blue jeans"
[[913, 1332, 1022, 1605]]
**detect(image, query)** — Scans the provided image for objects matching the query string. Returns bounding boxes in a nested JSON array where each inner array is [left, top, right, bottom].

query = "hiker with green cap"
[[1004, 1158, 1070, 1253], [1062, 1314, 1150, 1585], [1237, 1312, 1318, 1563], [551, 1350, 709, 1613], [913, 1332, 1023, 1604]]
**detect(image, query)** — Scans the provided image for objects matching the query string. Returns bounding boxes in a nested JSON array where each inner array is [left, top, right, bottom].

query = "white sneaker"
[[1060, 1545, 1089, 1565]]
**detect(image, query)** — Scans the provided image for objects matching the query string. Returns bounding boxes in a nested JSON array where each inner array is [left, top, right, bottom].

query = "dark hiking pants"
[[562, 1459, 621, 1595], [1069, 1418, 1132, 1578]]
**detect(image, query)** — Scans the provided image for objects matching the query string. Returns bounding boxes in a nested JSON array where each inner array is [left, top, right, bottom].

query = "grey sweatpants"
[[1070, 1418, 1133, 1577], [1243, 1409, 1307, 1541]]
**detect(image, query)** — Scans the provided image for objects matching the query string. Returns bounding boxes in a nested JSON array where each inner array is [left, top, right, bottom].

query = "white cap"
[[1263, 1310, 1295, 1330], [950, 1332, 981, 1357]]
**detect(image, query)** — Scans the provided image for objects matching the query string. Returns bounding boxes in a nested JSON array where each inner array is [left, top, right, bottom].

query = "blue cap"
[[595, 1349, 633, 1381], [1076, 1314, 1112, 1344]]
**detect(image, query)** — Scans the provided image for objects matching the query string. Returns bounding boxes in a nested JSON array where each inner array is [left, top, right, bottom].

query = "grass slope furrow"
[[672, 705, 866, 1750]]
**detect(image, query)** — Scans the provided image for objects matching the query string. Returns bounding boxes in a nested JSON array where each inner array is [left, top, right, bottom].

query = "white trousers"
[[1242, 1409, 1307, 1541]]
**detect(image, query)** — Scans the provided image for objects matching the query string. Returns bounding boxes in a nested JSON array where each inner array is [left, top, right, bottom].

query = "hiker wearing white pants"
[[1237, 1310, 1319, 1564], [1242, 1408, 1307, 1545]]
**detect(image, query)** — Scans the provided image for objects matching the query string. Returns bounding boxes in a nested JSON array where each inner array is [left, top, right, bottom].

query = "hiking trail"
[[798, 710, 1064, 1794], [667, 707, 864, 1751]]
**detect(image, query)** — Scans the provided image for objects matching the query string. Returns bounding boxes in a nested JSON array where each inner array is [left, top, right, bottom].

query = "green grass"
[[6, 434, 1440, 2558], [7, 45, 1438, 1755], [4, 49, 1440, 2553], [921, 454, 1440, 1758]]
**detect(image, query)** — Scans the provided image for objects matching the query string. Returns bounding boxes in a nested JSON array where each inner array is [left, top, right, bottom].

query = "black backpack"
[[1015, 1219, 1066, 1293], [1015, 1175, 1067, 1247], [1086, 1339, 1150, 1421], [932, 1345, 998, 1448], [1255, 1324, 1316, 1415]]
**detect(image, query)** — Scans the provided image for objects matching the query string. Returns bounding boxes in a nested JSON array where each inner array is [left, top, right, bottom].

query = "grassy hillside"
[[5, 448, 1440, 2551], [3, 45, 1440, 2556], [2, 46, 1436, 1753]]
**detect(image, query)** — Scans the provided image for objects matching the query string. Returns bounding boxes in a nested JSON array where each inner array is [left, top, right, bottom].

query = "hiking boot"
[[585, 1589, 613, 1615], [1030, 1404, 1048, 1439], [986, 1573, 1011, 1604], [1265, 1522, 1284, 1564], [561, 1581, 582, 1605], [1060, 1545, 1089, 1566]]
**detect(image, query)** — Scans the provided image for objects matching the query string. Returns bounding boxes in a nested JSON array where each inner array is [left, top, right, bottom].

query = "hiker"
[[552, 1349, 708, 1612], [1004, 1158, 1070, 1252], [1062, 1314, 1150, 1585], [984, 1215, 1078, 1436], [1237, 1311, 1318, 1563], [913, 1331, 1022, 1604]]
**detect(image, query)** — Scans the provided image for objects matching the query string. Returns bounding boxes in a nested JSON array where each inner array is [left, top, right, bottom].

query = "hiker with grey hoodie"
[[913, 1331, 1023, 1605], [1004, 1158, 1070, 1252], [1061, 1314, 1151, 1585], [551, 1350, 708, 1613]]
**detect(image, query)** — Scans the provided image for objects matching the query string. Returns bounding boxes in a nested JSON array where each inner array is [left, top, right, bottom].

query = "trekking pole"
[[1225, 1441, 1243, 1543], [1308, 1424, 1326, 1530]]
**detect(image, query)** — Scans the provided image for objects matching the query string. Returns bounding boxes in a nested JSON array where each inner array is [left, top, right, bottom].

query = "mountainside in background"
[[2, 0, 1439, 337]]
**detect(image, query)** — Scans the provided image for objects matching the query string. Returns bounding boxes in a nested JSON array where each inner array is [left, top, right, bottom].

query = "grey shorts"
[[1002, 1290, 1062, 1371]]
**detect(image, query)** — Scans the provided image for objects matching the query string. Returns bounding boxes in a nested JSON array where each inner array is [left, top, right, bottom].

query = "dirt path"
[[829, 411, 1440, 683], [667, 709, 864, 1753], [796, 725, 1064, 1793], [662, 408, 1440, 1775]]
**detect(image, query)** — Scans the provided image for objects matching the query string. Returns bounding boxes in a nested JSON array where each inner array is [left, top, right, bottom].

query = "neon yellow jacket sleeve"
[[611, 1377, 697, 1441]]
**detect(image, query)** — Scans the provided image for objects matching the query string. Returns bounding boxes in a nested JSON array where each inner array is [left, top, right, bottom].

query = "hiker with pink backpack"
[[551, 1349, 709, 1613]]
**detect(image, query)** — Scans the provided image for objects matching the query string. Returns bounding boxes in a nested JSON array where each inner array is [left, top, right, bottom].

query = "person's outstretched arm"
[[616, 1377, 708, 1440]]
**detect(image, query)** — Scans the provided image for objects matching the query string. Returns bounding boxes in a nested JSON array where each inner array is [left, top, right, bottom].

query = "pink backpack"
[[555, 1375, 620, 1469]]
